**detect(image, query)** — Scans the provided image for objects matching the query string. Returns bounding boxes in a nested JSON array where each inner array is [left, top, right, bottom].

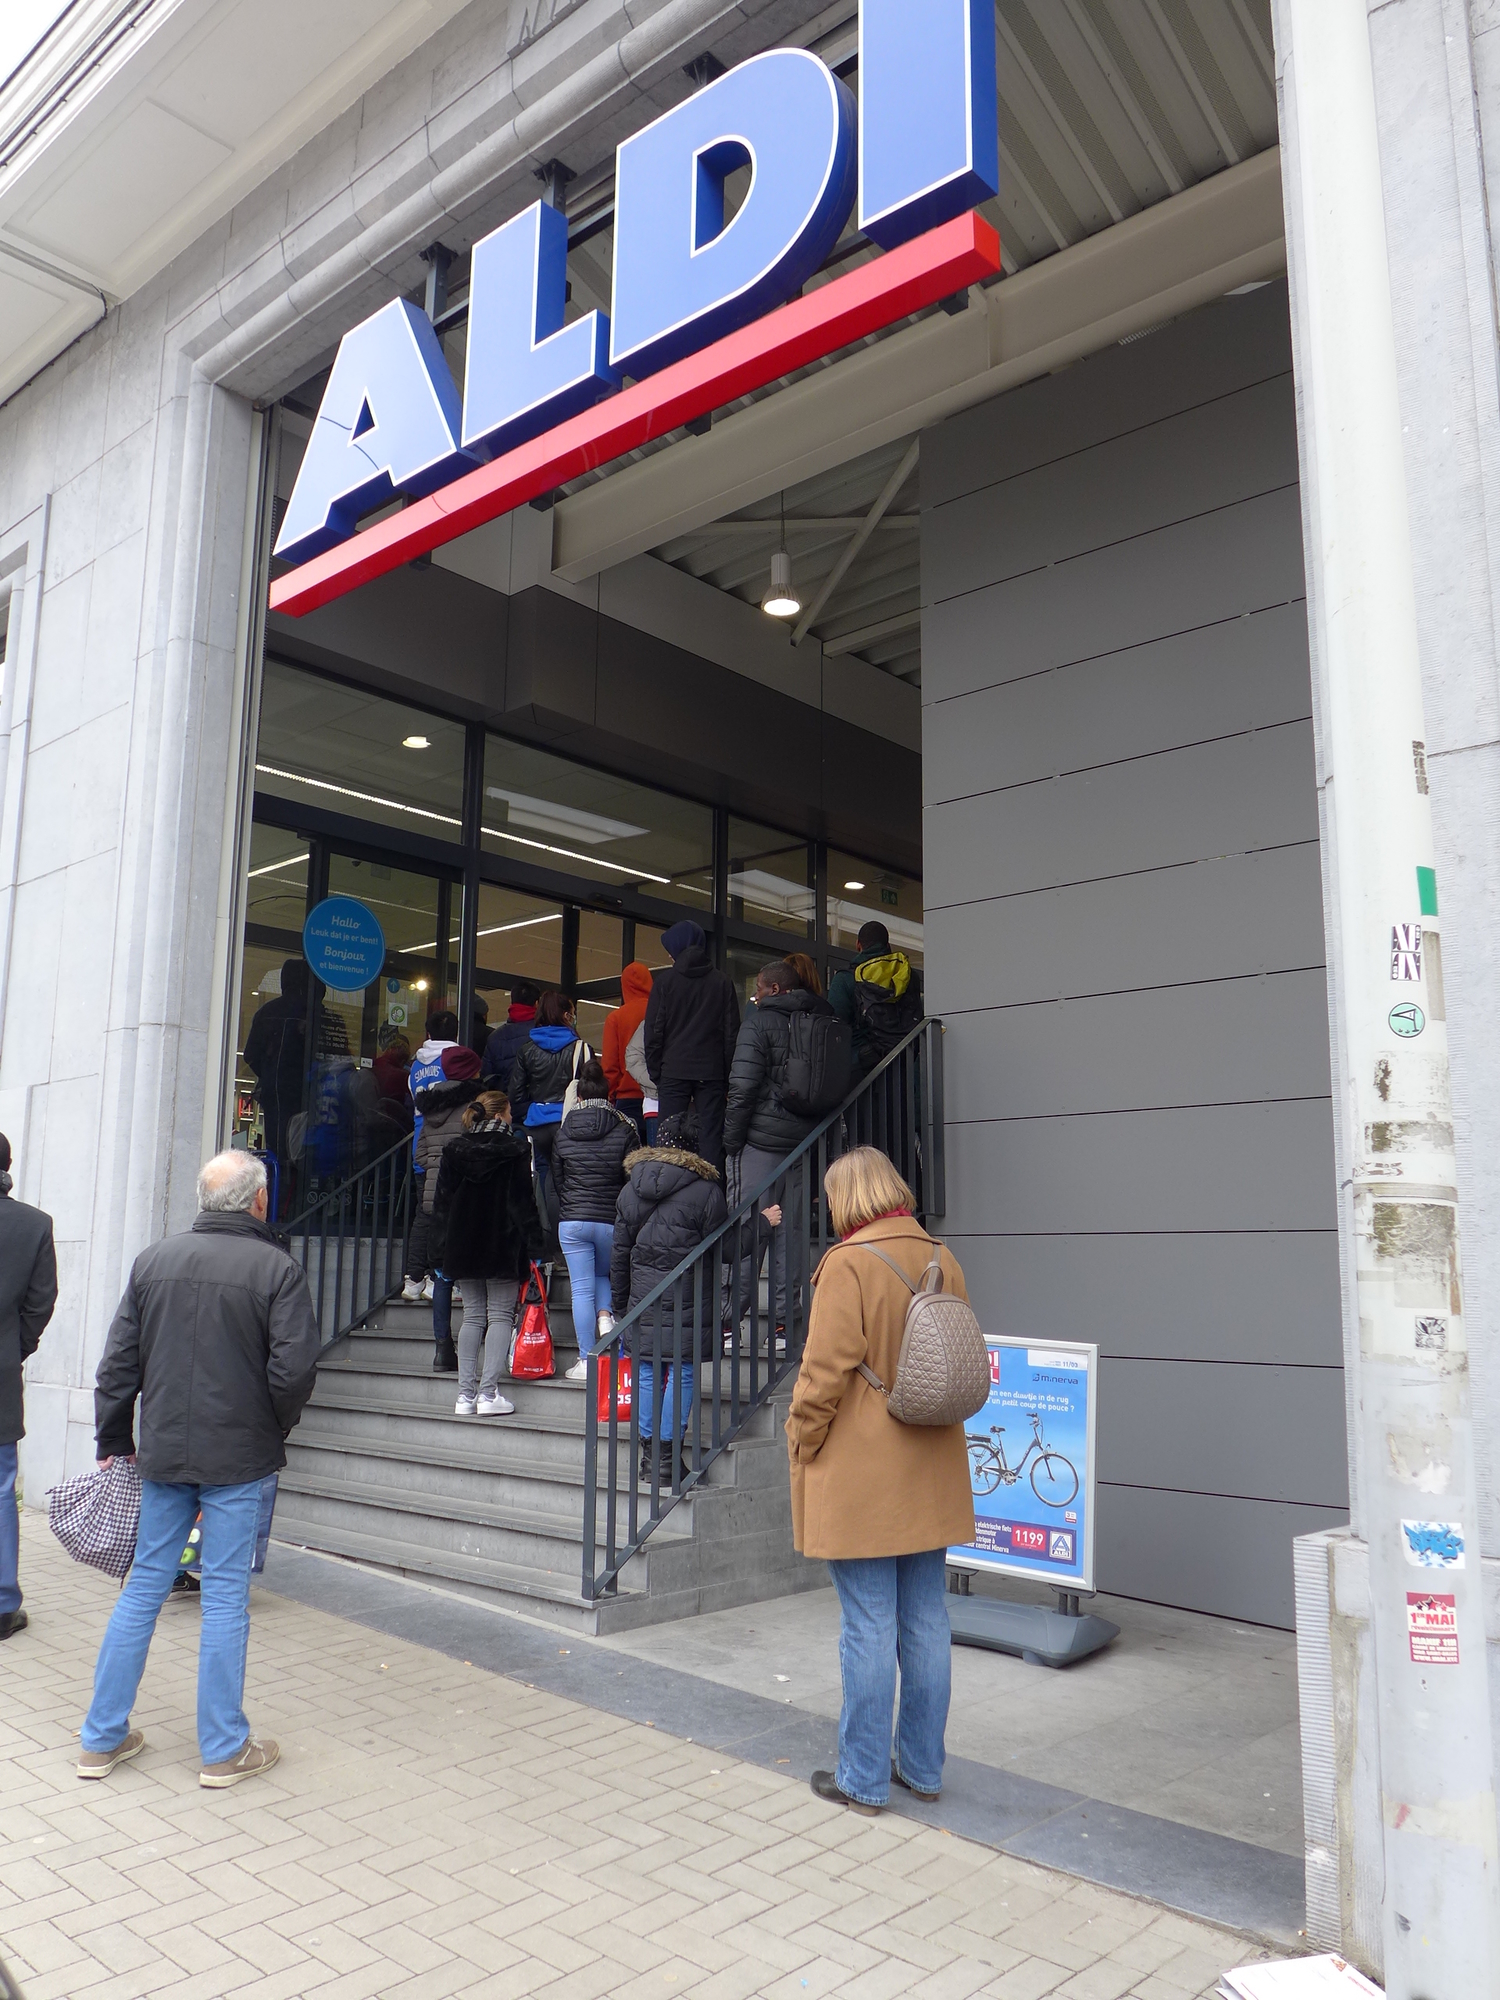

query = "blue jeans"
[[0, 1443, 19, 1617], [635, 1360, 695, 1440], [827, 1549, 952, 1807], [83, 1477, 263, 1765], [558, 1220, 614, 1356]]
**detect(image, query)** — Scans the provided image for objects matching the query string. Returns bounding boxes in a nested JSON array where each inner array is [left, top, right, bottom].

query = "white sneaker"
[[454, 1394, 477, 1416], [400, 1279, 424, 1304], [475, 1393, 515, 1416], [565, 1358, 589, 1382], [596, 1310, 615, 1342], [420, 1275, 435, 1303]]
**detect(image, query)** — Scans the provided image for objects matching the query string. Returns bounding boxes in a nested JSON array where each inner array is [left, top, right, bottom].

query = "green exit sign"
[[880, 886, 898, 907]]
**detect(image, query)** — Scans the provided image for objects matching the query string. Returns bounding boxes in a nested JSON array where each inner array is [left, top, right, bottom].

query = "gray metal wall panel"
[[924, 377, 1298, 606], [1094, 1487, 1347, 1629], [943, 1102, 1339, 1237], [923, 289, 1339, 1624], [941, 1234, 1342, 1367], [941, 973, 1332, 1121], [924, 845, 1326, 1012], [922, 282, 1295, 508], [926, 722, 1319, 907], [923, 485, 1308, 704], [924, 602, 1312, 807], [1096, 1359, 1350, 1508]]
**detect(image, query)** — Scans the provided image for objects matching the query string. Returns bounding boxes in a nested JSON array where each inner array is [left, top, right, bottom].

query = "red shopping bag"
[[597, 1352, 633, 1424], [508, 1263, 556, 1379]]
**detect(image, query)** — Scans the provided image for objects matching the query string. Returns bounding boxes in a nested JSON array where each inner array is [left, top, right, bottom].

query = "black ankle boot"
[[433, 1336, 458, 1373], [639, 1436, 657, 1484]]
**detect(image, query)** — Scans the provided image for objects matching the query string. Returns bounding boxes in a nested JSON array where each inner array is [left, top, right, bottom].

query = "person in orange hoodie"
[[603, 961, 654, 1145]]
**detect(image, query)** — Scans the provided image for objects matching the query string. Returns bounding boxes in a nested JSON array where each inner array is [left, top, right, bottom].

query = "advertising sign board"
[[950, 1337, 1098, 1592]]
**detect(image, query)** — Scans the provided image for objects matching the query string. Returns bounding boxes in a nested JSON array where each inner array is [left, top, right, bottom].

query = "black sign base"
[[947, 1595, 1120, 1670]]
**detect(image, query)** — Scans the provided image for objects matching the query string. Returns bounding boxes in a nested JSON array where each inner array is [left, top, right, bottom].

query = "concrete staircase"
[[272, 1272, 823, 1633]]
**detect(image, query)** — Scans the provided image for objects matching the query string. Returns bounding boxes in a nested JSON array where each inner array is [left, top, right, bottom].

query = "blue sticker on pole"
[[950, 1338, 1098, 1590], [303, 896, 387, 992]]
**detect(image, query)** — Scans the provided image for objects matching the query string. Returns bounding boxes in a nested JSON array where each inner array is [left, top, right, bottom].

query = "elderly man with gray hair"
[[79, 1150, 319, 1788]]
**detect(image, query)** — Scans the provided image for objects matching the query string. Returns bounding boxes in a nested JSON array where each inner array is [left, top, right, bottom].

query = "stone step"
[[284, 1425, 692, 1514], [266, 1516, 649, 1636]]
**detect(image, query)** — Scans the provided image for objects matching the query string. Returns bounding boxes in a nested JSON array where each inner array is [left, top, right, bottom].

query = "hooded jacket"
[[828, 949, 923, 1067], [643, 946, 739, 1085], [723, 988, 830, 1158], [610, 1146, 727, 1357], [430, 1121, 542, 1281], [483, 1003, 536, 1085], [94, 1211, 320, 1484], [507, 1026, 592, 1127], [603, 963, 653, 1101], [412, 1071, 485, 1211], [408, 1035, 458, 1166], [552, 1099, 637, 1223]]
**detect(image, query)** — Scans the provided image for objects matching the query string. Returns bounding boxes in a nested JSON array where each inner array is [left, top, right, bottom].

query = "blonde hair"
[[462, 1089, 510, 1131], [824, 1147, 915, 1238]]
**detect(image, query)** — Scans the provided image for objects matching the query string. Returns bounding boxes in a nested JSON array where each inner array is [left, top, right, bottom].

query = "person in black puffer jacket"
[[552, 1059, 636, 1382], [722, 960, 828, 1342], [507, 989, 592, 1243], [431, 1092, 543, 1419], [642, 921, 738, 1174], [611, 1116, 727, 1484], [410, 1045, 483, 1372]]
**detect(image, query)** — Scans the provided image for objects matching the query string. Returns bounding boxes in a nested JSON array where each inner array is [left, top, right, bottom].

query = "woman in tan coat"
[[787, 1147, 975, 1816]]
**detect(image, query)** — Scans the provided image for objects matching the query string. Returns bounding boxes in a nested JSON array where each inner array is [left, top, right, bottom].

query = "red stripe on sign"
[[269, 211, 1001, 617]]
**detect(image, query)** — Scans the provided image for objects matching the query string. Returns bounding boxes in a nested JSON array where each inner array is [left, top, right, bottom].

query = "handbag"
[[597, 1351, 633, 1423], [508, 1261, 556, 1378], [851, 1241, 991, 1426], [47, 1458, 142, 1579], [560, 1039, 588, 1120]]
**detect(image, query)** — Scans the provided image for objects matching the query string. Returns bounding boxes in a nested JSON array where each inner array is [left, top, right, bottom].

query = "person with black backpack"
[[722, 961, 851, 1347], [828, 922, 923, 1076]]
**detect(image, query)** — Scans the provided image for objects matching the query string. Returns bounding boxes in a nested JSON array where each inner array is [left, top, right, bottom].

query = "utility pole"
[[1275, 2, 1500, 1992]]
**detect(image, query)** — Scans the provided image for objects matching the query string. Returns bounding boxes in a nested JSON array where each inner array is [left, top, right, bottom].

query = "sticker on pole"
[[1407, 1591, 1459, 1665], [1401, 1519, 1465, 1569], [1390, 921, 1423, 981], [1388, 1000, 1425, 1038]]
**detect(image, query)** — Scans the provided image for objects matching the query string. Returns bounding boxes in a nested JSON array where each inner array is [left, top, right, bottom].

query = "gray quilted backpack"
[[853, 1243, 991, 1426]]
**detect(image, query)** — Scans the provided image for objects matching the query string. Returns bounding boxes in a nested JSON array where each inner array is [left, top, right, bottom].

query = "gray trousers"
[[457, 1278, 512, 1398], [729, 1145, 807, 1328]]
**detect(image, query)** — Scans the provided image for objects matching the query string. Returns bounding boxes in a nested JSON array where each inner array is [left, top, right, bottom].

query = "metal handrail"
[[582, 1015, 944, 1600], [283, 1132, 416, 1346]]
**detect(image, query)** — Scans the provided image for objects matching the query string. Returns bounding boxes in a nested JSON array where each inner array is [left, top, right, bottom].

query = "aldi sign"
[[271, 0, 1001, 616]]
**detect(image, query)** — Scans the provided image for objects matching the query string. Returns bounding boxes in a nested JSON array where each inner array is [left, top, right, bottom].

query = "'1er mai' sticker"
[[1408, 1592, 1459, 1665]]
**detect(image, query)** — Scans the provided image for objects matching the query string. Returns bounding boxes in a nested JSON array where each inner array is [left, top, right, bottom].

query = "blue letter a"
[[462, 201, 618, 457], [274, 300, 477, 566]]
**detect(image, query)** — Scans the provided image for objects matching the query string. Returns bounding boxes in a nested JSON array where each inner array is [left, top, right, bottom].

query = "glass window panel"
[[826, 850, 924, 966], [724, 817, 813, 937], [575, 909, 625, 1048], [483, 732, 714, 903], [724, 943, 773, 1015], [256, 658, 466, 841], [233, 824, 311, 1155], [473, 883, 565, 998]]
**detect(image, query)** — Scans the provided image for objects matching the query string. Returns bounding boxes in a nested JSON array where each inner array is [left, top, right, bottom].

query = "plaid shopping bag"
[[47, 1458, 141, 1579]]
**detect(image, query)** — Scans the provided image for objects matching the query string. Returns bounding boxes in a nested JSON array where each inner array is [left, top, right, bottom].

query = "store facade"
[[6, 1, 1500, 1971]]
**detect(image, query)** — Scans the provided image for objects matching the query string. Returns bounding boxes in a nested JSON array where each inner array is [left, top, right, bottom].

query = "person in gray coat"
[[79, 1151, 319, 1790], [0, 1131, 58, 1642]]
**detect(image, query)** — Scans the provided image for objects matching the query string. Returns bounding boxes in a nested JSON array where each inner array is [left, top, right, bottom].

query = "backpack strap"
[[849, 1242, 945, 1395]]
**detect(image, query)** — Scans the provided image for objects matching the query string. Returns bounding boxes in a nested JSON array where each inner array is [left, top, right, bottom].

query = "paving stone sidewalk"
[[1, 1516, 1277, 2000]]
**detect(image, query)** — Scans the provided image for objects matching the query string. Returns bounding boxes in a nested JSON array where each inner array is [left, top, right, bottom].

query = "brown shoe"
[[200, 1736, 280, 1789], [810, 1768, 881, 1816], [77, 1730, 145, 1779]]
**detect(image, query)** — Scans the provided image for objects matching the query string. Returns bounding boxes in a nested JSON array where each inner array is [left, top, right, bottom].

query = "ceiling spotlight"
[[414, 978, 429, 991], [403, 734, 431, 749], [843, 879, 865, 891], [761, 491, 801, 618]]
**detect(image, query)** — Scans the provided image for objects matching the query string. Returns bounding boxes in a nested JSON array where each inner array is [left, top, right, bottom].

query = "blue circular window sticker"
[[302, 896, 387, 992]]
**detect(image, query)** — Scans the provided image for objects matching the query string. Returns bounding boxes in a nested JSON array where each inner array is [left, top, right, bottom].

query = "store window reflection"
[[725, 818, 813, 936], [256, 659, 466, 838], [483, 732, 714, 901], [827, 850, 924, 965]]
